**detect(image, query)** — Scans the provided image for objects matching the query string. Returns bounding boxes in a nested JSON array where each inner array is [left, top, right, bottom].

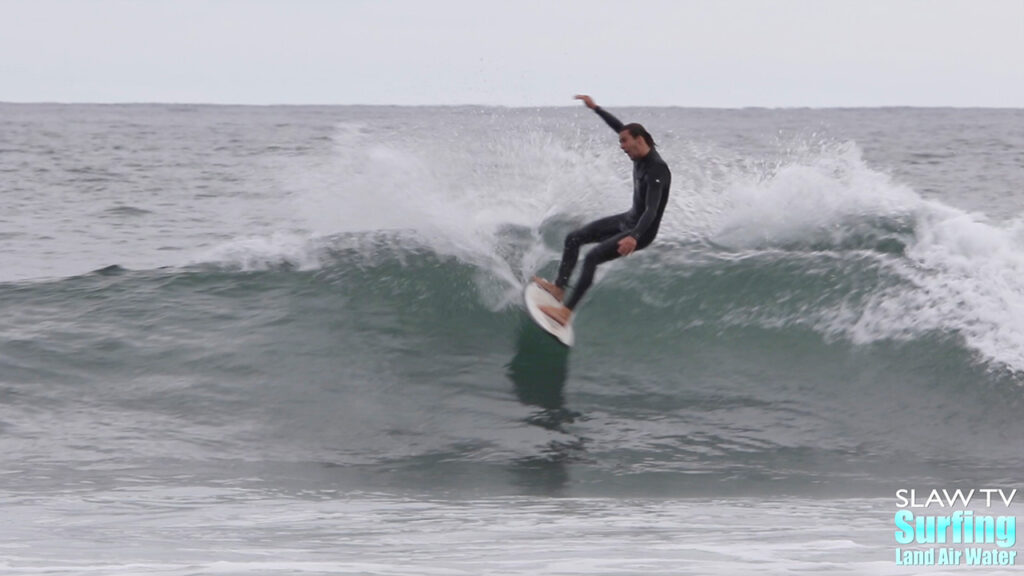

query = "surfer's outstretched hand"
[[574, 94, 597, 110]]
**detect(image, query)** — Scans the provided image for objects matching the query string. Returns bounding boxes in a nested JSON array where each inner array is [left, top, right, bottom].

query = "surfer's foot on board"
[[532, 276, 564, 302], [539, 304, 572, 326]]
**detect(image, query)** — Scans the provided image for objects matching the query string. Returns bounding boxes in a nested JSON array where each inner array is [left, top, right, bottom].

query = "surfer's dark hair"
[[622, 123, 655, 149]]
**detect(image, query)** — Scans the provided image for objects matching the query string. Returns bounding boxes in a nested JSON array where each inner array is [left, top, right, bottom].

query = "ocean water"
[[1, 103, 1023, 574]]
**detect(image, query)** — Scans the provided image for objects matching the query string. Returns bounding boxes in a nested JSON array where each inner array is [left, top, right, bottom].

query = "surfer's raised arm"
[[575, 94, 624, 133]]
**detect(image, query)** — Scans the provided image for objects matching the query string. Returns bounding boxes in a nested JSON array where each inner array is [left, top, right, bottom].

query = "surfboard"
[[524, 281, 575, 347]]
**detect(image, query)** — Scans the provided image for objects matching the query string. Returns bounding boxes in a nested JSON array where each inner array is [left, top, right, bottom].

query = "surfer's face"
[[618, 131, 648, 160]]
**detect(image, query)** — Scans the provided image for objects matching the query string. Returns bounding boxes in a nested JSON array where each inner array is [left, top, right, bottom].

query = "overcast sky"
[[1, 0, 1021, 107]]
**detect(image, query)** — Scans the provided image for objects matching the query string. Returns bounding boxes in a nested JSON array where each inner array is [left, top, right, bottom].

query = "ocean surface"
[[1, 103, 1023, 574]]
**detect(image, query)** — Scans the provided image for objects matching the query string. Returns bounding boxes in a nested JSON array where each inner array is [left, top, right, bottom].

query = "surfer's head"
[[618, 123, 654, 160]]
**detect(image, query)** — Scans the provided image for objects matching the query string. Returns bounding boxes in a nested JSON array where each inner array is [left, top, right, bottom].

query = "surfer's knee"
[[564, 230, 585, 250]]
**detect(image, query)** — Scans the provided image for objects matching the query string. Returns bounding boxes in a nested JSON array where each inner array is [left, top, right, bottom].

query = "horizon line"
[[2, 100, 1022, 111]]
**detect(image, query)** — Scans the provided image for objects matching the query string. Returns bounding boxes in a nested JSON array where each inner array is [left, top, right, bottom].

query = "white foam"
[[279, 121, 628, 309], [191, 231, 325, 271], [0, 494, 956, 576], [864, 208, 1024, 371], [710, 141, 919, 248], [698, 140, 1024, 372]]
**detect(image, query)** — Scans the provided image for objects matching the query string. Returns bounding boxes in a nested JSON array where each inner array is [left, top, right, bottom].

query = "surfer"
[[533, 95, 671, 326]]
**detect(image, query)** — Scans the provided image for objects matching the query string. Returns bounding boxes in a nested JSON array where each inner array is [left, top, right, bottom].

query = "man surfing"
[[533, 94, 672, 326]]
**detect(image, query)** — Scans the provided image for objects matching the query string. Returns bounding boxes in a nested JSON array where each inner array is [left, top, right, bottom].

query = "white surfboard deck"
[[524, 281, 575, 347]]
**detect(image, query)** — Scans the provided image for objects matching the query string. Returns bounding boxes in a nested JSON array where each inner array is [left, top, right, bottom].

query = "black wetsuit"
[[556, 106, 671, 310]]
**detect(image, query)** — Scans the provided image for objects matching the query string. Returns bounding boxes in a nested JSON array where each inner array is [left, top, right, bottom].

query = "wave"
[[177, 176, 1024, 378], [7, 106, 1024, 497], [8, 124, 1024, 377], [3, 227, 1023, 493]]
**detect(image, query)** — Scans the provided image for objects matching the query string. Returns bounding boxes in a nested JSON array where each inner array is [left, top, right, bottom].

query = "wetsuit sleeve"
[[594, 106, 625, 133], [628, 164, 669, 240]]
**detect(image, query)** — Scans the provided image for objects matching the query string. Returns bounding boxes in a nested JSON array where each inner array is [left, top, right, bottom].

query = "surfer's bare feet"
[[539, 304, 572, 326], [532, 276, 564, 302]]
